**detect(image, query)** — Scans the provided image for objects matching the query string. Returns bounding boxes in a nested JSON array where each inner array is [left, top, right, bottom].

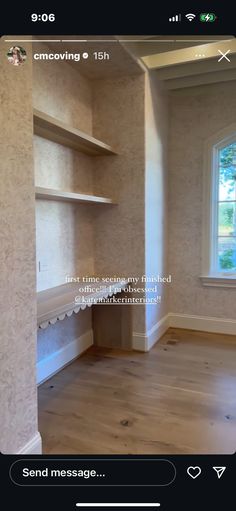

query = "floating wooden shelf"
[[37, 279, 128, 329], [35, 186, 116, 205], [33, 109, 117, 156]]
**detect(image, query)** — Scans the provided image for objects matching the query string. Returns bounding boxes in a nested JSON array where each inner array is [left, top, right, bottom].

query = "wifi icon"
[[185, 13, 196, 21]]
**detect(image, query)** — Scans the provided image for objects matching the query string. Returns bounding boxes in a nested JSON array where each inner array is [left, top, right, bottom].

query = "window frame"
[[201, 124, 236, 288]]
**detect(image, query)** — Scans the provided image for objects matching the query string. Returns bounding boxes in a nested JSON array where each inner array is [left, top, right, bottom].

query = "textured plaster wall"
[[33, 49, 95, 292], [33, 46, 94, 358], [169, 81, 236, 318], [92, 75, 146, 334], [33, 45, 93, 133], [0, 39, 39, 453], [37, 308, 92, 361], [145, 73, 169, 332]]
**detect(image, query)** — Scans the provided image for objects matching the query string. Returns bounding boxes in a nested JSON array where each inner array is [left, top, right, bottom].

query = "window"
[[201, 125, 236, 287], [217, 141, 236, 273]]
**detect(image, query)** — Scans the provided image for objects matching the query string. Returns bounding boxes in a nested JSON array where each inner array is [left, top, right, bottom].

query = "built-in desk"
[[37, 279, 128, 330]]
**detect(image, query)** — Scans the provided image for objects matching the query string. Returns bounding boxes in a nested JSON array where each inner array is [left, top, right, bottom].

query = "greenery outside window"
[[201, 126, 236, 287], [217, 142, 236, 272]]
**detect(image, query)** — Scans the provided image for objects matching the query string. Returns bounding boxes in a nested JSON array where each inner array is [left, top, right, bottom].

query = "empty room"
[[1, 34, 236, 456]]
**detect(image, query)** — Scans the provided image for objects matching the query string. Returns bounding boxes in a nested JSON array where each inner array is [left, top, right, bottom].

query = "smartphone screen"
[[0, 5, 235, 510]]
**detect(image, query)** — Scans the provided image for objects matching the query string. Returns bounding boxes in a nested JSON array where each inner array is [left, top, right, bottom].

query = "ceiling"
[[117, 35, 231, 57], [33, 35, 236, 89], [122, 35, 236, 89]]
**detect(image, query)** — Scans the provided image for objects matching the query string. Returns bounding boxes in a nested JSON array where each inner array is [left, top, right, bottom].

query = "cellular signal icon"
[[169, 14, 181, 22]]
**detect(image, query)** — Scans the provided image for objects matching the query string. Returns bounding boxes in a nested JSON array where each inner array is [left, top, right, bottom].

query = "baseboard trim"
[[17, 431, 42, 455], [168, 313, 236, 335], [132, 311, 236, 351], [133, 314, 169, 351], [37, 329, 94, 384]]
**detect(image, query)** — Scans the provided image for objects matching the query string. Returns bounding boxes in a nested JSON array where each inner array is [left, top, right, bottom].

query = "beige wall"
[[169, 81, 236, 318], [37, 308, 92, 361], [92, 74, 147, 334], [145, 73, 169, 332], [33, 47, 93, 133], [0, 39, 39, 453], [33, 47, 95, 357], [33, 51, 95, 292]]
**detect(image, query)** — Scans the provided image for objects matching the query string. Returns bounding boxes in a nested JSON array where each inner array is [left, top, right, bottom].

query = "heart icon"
[[187, 466, 201, 479]]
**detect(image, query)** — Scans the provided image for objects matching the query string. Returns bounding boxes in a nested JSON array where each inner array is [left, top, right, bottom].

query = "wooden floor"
[[38, 328, 236, 454]]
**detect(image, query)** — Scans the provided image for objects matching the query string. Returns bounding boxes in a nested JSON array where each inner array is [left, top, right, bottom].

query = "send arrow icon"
[[213, 467, 226, 479]]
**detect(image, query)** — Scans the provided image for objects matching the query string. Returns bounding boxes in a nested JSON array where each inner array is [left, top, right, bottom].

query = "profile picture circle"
[[7, 46, 27, 66]]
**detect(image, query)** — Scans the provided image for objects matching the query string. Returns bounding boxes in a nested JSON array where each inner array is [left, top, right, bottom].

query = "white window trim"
[[201, 123, 236, 288]]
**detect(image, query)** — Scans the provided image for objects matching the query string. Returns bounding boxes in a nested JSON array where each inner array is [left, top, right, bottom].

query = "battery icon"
[[200, 13, 216, 22]]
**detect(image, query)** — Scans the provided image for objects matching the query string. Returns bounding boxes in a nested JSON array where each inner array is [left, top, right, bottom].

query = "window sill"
[[200, 275, 236, 288]]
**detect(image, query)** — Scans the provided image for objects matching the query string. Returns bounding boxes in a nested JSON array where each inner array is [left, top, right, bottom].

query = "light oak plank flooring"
[[38, 328, 236, 454]]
